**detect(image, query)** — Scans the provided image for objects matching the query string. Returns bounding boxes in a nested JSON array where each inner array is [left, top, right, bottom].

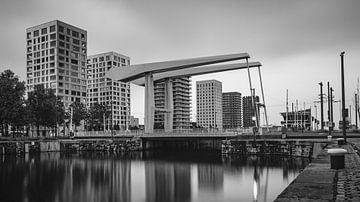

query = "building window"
[[73, 46, 80, 52], [71, 59, 78, 65], [73, 39, 79, 45], [72, 30, 79, 38], [50, 33, 56, 40], [41, 28, 47, 35], [58, 25, 64, 33], [50, 25, 56, 32], [70, 52, 78, 58], [50, 41, 56, 47], [59, 34, 65, 40], [33, 30, 39, 37]]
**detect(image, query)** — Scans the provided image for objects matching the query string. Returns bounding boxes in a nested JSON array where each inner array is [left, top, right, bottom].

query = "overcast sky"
[[1, 0, 360, 126]]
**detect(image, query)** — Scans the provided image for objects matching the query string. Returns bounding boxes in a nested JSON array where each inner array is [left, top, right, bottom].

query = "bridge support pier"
[[145, 73, 155, 134], [164, 78, 173, 133]]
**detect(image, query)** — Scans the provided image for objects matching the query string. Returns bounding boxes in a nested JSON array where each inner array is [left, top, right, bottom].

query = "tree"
[[0, 70, 26, 136], [87, 103, 111, 131], [27, 85, 65, 136], [69, 101, 87, 131]]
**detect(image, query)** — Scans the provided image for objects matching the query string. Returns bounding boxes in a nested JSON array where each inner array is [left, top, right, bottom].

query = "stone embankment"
[[221, 139, 325, 158], [0, 138, 142, 155], [275, 138, 360, 201]]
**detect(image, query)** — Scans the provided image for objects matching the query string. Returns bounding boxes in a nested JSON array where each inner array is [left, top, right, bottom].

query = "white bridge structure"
[[106, 53, 268, 134]]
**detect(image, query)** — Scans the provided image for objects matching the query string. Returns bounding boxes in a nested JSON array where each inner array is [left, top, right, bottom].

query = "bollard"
[[327, 148, 347, 169], [337, 138, 345, 145]]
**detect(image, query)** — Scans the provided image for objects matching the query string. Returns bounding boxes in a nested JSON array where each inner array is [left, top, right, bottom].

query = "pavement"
[[275, 138, 360, 202], [337, 139, 360, 201]]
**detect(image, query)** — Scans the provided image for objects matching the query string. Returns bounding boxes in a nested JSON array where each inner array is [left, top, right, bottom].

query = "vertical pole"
[[296, 100, 298, 130], [314, 104, 318, 131], [103, 113, 106, 132], [319, 82, 324, 131], [292, 103, 294, 128], [286, 89, 289, 128], [340, 51, 346, 143], [356, 77, 360, 129], [111, 101, 113, 138], [349, 105, 352, 126], [356, 93, 358, 129], [70, 107, 73, 135], [327, 82, 331, 130], [257, 66, 269, 127], [300, 101, 303, 130], [330, 88, 334, 132], [303, 102, 306, 130]]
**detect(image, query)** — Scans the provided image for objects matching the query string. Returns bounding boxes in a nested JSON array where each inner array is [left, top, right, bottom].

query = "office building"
[[280, 109, 312, 130], [242, 95, 260, 127], [26, 20, 87, 107], [86, 52, 130, 130], [196, 80, 223, 129], [154, 77, 191, 130], [129, 116, 139, 129], [222, 92, 242, 129]]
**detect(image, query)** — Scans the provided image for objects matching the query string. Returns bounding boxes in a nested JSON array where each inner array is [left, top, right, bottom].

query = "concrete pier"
[[275, 138, 360, 201]]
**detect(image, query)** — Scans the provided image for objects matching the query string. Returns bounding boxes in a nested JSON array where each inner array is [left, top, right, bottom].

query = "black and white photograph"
[[1, 0, 360, 201]]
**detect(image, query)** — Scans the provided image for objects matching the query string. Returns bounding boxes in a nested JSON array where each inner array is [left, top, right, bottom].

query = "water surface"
[[0, 152, 309, 202]]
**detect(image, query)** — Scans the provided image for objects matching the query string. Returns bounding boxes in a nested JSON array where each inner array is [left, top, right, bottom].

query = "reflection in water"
[[145, 162, 191, 202], [0, 152, 309, 202], [253, 164, 259, 202], [198, 165, 224, 192]]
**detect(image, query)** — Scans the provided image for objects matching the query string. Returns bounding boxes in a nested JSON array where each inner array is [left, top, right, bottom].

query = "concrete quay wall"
[[0, 139, 142, 155], [222, 140, 326, 158]]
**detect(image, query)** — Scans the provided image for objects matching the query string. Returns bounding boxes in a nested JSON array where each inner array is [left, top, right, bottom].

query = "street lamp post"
[[340, 51, 347, 143], [319, 82, 324, 131]]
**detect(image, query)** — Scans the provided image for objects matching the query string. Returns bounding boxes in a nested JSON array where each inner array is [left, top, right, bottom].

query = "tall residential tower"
[[154, 77, 191, 131], [86, 52, 131, 130], [242, 95, 260, 128], [196, 80, 223, 129], [26, 20, 87, 107], [222, 92, 242, 129]]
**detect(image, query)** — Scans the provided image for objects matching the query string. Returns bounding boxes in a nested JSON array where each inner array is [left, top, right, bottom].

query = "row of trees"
[[0, 69, 111, 137]]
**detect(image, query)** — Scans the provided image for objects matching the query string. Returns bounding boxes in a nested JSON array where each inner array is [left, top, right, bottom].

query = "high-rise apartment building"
[[26, 20, 87, 107], [154, 77, 191, 130], [86, 52, 130, 130], [242, 95, 260, 127], [222, 92, 242, 129], [196, 80, 223, 129]]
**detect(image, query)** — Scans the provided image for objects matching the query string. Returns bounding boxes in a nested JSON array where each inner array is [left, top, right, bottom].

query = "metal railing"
[[73, 128, 251, 137]]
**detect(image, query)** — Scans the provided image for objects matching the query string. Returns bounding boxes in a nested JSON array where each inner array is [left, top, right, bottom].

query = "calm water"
[[0, 151, 309, 202]]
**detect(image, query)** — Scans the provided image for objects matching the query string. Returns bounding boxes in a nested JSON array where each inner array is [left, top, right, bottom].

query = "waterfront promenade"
[[276, 138, 360, 201]]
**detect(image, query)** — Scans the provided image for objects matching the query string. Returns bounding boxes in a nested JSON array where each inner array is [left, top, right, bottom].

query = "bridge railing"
[[73, 129, 240, 137], [74, 130, 143, 137]]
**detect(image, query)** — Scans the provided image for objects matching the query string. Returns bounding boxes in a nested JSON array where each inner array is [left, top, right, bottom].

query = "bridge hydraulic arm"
[[258, 66, 269, 127], [246, 58, 258, 128]]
